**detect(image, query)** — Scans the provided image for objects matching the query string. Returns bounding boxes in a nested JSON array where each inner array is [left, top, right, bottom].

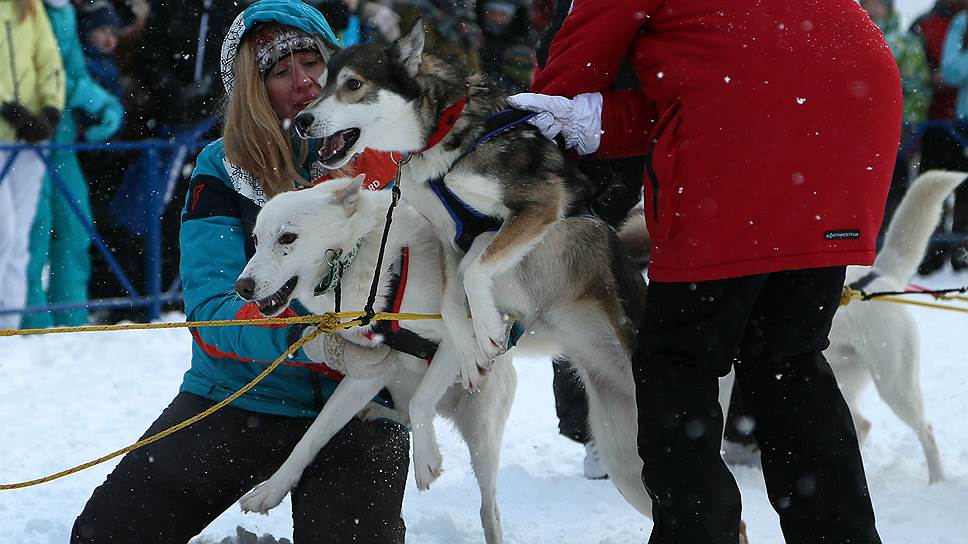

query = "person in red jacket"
[[509, 1, 901, 542]]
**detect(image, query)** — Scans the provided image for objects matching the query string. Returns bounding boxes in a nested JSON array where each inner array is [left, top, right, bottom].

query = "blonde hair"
[[222, 30, 309, 199], [17, 0, 36, 20]]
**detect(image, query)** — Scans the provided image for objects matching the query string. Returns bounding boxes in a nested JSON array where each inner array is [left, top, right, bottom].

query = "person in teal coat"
[[23, 0, 123, 328]]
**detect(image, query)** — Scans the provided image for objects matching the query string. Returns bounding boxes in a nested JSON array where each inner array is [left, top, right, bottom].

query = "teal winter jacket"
[[179, 0, 347, 417]]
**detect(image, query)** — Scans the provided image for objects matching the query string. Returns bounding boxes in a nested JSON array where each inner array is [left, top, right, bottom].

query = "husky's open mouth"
[[255, 276, 298, 316], [318, 128, 361, 166]]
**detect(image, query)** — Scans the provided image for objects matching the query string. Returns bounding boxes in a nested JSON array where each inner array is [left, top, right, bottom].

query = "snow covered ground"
[[1, 267, 966, 543]]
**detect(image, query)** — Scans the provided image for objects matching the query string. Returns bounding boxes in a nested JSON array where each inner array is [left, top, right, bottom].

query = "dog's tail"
[[874, 170, 968, 283], [616, 203, 651, 265]]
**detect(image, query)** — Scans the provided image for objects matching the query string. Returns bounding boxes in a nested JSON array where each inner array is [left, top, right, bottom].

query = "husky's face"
[[235, 175, 366, 316], [293, 21, 428, 168]]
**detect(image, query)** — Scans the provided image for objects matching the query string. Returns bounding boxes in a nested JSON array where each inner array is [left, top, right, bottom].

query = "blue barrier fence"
[[0, 138, 209, 322], [1, 119, 967, 326]]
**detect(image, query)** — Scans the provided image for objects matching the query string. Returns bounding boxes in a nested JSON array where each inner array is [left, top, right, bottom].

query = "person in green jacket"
[[0, 0, 65, 330], [21, 0, 123, 329], [861, 0, 935, 243]]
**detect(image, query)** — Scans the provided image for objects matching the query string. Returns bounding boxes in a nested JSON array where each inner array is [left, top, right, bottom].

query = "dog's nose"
[[294, 112, 314, 134], [235, 277, 256, 300]]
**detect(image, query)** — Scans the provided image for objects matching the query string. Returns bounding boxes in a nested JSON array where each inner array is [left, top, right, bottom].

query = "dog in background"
[[828, 170, 966, 483]]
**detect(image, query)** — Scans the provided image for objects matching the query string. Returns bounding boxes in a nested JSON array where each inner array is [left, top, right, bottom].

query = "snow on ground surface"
[[1, 268, 966, 542]]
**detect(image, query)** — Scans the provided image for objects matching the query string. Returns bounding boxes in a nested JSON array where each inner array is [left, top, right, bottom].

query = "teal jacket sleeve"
[[941, 13, 968, 87], [180, 143, 317, 365]]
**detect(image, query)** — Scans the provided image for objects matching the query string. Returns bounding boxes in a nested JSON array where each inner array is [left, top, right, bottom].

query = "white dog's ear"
[[392, 19, 425, 78], [331, 174, 365, 216]]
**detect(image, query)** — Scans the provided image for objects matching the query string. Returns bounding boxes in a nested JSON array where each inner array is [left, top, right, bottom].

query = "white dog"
[[827, 170, 966, 483], [234, 175, 517, 543]]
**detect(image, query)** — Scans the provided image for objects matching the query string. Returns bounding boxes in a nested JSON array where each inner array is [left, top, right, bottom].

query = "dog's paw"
[[239, 478, 295, 514], [472, 312, 513, 363], [457, 357, 486, 392], [359, 403, 411, 427], [413, 446, 444, 491]]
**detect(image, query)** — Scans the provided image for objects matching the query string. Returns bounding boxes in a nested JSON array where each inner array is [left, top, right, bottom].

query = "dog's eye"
[[278, 232, 298, 245], [346, 78, 362, 91]]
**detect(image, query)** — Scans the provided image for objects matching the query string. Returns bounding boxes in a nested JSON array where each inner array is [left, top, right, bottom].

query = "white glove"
[[361, 2, 401, 42], [507, 92, 603, 155], [302, 328, 395, 378]]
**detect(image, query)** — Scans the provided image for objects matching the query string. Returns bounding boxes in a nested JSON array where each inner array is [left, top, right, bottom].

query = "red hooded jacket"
[[531, 0, 903, 282]]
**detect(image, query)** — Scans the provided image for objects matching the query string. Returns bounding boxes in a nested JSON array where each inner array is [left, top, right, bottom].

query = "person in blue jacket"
[[938, 8, 968, 269], [71, 2, 409, 542], [22, 0, 123, 329]]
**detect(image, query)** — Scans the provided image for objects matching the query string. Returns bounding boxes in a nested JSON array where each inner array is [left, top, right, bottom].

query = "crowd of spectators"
[[0, 0, 552, 328], [2, 0, 967, 328]]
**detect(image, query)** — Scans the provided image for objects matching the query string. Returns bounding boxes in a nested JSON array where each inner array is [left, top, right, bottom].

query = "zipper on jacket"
[[645, 143, 660, 221], [643, 100, 682, 225], [5, 21, 19, 102]]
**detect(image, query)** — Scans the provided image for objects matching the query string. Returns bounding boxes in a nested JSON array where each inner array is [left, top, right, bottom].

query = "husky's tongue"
[[319, 132, 346, 162]]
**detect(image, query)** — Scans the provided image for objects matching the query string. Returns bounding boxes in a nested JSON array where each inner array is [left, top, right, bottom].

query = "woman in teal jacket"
[[71, 2, 408, 542], [23, 0, 123, 329]]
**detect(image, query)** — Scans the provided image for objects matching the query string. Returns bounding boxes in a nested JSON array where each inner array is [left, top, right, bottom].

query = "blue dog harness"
[[426, 107, 537, 253]]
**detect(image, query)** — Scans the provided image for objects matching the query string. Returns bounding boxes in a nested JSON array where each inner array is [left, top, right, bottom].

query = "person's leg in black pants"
[[634, 267, 880, 544], [734, 267, 879, 544], [552, 356, 592, 444], [71, 392, 409, 543], [634, 274, 764, 543]]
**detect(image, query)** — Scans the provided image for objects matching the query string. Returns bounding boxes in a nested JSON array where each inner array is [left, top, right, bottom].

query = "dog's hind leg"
[[548, 309, 653, 517], [239, 375, 387, 514], [462, 202, 561, 362], [870, 355, 945, 483], [447, 353, 517, 544], [410, 336, 465, 490]]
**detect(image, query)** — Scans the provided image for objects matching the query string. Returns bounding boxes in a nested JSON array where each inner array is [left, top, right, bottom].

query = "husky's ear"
[[331, 174, 365, 216], [391, 19, 425, 78], [314, 36, 336, 63]]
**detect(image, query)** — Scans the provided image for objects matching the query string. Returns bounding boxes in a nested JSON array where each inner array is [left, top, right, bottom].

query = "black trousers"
[[633, 266, 880, 544], [71, 392, 410, 543], [552, 357, 592, 444]]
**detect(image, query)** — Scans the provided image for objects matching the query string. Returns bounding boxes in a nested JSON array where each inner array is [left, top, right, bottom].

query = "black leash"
[[354, 153, 410, 327], [858, 286, 968, 301]]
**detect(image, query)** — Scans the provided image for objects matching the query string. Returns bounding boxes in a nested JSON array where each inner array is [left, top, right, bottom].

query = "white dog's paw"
[[413, 445, 444, 491], [239, 477, 296, 514], [472, 310, 513, 363], [359, 403, 411, 427]]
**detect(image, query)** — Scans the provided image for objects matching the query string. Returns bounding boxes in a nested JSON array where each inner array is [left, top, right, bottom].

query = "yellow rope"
[[0, 310, 441, 490], [0, 311, 442, 337], [840, 287, 968, 313]]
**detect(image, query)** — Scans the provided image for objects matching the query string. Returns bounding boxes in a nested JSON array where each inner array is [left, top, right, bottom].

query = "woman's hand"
[[507, 92, 603, 155], [302, 328, 395, 378]]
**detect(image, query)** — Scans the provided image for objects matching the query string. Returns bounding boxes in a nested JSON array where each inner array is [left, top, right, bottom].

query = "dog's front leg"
[[409, 336, 465, 490], [239, 375, 386, 514], [462, 210, 557, 361], [440, 243, 487, 391]]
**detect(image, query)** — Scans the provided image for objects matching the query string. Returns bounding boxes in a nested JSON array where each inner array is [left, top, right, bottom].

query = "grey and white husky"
[[290, 20, 661, 522]]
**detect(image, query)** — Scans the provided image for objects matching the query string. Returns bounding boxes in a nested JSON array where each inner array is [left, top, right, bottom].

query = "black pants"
[[552, 357, 592, 444], [633, 267, 880, 544], [71, 392, 410, 543]]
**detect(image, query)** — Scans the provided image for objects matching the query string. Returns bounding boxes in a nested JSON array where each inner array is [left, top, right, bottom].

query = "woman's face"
[[264, 50, 326, 124]]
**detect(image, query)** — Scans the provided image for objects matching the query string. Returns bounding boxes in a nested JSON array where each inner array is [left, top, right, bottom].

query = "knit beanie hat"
[[250, 24, 321, 75]]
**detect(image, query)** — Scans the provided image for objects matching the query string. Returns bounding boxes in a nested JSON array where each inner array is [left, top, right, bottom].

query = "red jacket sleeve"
[[531, 0, 661, 158]]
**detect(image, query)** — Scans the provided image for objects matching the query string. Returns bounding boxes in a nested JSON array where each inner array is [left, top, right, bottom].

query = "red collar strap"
[[418, 97, 467, 153]]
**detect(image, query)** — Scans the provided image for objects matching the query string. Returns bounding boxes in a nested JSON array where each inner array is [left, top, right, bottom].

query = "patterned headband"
[[253, 27, 320, 75]]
